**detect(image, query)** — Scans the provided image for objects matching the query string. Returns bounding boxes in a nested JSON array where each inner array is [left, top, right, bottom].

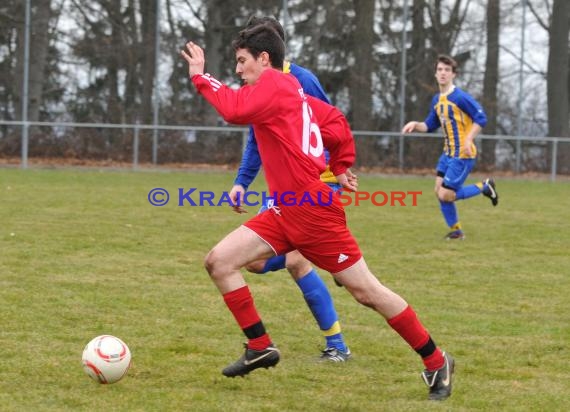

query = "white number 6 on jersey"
[[302, 101, 324, 158]]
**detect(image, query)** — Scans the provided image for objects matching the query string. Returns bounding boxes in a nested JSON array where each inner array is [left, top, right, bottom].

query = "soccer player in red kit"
[[181, 25, 454, 401]]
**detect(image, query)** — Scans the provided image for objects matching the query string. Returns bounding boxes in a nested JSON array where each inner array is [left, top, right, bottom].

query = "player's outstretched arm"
[[402, 121, 428, 133], [182, 47, 275, 125], [180, 41, 205, 77]]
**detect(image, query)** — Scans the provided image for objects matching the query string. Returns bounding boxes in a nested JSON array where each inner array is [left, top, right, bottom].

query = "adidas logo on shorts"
[[337, 253, 348, 263]]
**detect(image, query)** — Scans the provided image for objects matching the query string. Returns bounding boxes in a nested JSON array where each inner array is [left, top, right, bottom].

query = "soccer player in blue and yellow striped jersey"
[[402, 55, 499, 240]]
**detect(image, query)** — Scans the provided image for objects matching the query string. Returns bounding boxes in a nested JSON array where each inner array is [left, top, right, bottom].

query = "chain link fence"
[[1, 120, 569, 181]]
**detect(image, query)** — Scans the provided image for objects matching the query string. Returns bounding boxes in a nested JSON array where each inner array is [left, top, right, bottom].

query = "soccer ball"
[[82, 335, 131, 384]]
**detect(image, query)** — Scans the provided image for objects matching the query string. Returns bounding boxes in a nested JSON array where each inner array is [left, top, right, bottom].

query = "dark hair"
[[435, 54, 458, 73], [231, 24, 285, 70], [244, 16, 285, 42]]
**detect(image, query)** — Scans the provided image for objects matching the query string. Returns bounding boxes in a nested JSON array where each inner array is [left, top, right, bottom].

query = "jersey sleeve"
[[301, 80, 329, 104], [424, 95, 441, 132], [307, 96, 355, 176], [294, 70, 330, 104], [455, 90, 487, 128], [193, 73, 275, 189], [289, 63, 330, 104], [234, 127, 261, 190], [191, 73, 276, 125]]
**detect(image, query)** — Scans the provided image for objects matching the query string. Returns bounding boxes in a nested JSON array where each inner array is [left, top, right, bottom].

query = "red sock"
[[422, 350, 445, 372], [387, 305, 444, 371], [223, 286, 271, 350]]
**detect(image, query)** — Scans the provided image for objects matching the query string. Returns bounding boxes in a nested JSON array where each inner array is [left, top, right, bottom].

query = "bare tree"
[[349, 0, 376, 165], [101, 1, 122, 125], [124, 0, 142, 123], [546, 0, 569, 138], [14, 0, 53, 122], [350, 0, 374, 131], [139, 0, 158, 124], [409, 0, 432, 122], [481, 0, 500, 168], [292, 0, 353, 106]]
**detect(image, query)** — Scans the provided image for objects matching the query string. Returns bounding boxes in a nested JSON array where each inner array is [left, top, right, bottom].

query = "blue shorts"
[[436, 154, 476, 191], [259, 182, 343, 213]]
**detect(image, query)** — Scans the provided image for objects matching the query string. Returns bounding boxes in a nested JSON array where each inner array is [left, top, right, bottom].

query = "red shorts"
[[243, 180, 362, 273]]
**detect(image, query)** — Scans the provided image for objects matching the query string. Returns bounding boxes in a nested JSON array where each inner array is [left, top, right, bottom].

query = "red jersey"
[[192, 69, 354, 194]]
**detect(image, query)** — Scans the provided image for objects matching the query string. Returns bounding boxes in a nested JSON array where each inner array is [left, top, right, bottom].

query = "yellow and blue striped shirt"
[[424, 87, 487, 159]]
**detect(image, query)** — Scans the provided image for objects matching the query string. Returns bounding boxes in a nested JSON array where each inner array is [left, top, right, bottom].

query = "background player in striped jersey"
[[402, 54, 499, 240], [229, 16, 351, 362]]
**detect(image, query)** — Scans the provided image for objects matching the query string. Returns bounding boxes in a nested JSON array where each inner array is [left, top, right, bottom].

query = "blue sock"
[[259, 255, 286, 273], [456, 184, 482, 200], [296, 269, 347, 352], [439, 200, 459, 228]]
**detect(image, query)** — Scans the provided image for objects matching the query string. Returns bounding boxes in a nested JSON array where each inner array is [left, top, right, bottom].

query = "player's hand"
[[346, 169, 358, 190], [463, 142, 473, 157], [180, 41, 205, 77], [229, 184, 247, 214], [402, 121, 417, 133], [336, 173, 357, 192]]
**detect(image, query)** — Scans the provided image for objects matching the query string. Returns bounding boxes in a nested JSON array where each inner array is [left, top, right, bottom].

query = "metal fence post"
[[21, 0, 31, 169], [242, 129, 249, 153], [21, 123, 29, 168], [515, 0, 527, 174], [151, 0, 161, 165], [133, 122, 140, 170], [398, 0, 409, 171], [398, 134, 405, 169], [550, 139, 558, 182]]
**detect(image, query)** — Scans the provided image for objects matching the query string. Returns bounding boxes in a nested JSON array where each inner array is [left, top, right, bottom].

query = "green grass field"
[[1, 168, 569, 411]]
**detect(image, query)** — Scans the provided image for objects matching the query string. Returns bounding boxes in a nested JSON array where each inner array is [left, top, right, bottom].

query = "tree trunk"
[[201, 0, 226, 126], [410, 0, 433, 121], [104, 0, 122, 125], [124, 0, 139, 123], [406, 0, 441, 170], [547, 0, 569, 138], [14, 0, 52, 122], [140, 0, 157, 124], [350, 0, 375, 166], [350, 0, 373, 130], [481, 0, 500, 168]]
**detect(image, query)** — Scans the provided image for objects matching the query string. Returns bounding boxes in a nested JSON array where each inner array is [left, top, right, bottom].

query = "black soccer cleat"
[[222, 343, 280, 377], [421, 352, 455, 401], [444, 230, 465, 240], [482, 178, 499, 206], [319, 347, 352, 362]]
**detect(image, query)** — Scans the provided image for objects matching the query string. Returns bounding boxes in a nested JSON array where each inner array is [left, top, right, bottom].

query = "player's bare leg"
[[204, 225, 281, 377], [333, 258, 454, 400], [205, 225, 274, 293], [283, 250, 312, 280], [333, 258, 407, 318], [243, 249, 350, 361]]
